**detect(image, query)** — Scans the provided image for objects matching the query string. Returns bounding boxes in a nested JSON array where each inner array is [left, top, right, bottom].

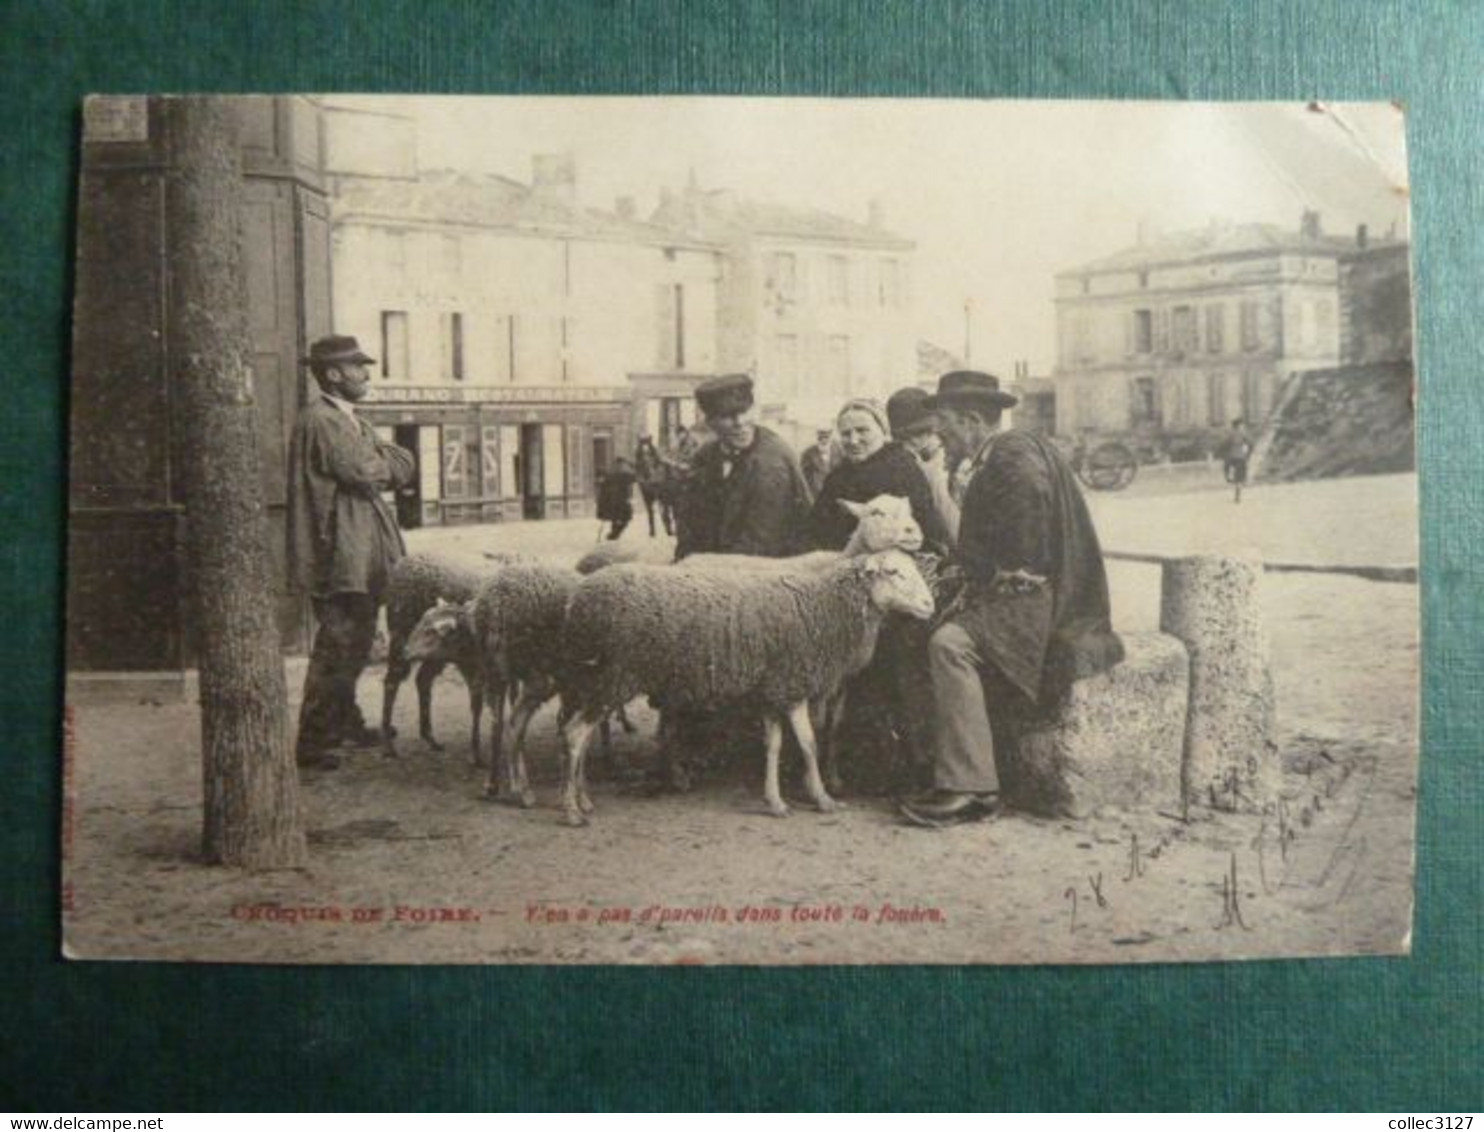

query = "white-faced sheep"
[[380, 553, 487, 758], [471, 561, 581, 807], [556, 548, 935, 826], [671, 493, 926, 790]]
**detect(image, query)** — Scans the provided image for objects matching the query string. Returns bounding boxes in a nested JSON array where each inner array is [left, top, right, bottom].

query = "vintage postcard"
[[62, 96, 1417, 964]]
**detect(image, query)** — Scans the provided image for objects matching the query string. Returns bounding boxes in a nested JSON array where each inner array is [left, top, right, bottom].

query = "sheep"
[[380, 551, 527, 759], [380, 553, 485, 758], [399, 596, 486, 761], [555, 548, 935, 826], [678, 493, 927, 790], [573, 539, 675, 575], [471, 561, 582, 807]]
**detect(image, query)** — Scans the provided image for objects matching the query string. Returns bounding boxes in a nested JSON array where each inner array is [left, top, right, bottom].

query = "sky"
[[333, 96, 1409, 378]]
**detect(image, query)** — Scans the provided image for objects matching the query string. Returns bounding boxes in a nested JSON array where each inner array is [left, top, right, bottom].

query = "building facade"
[[1050, 214, 1375, 441], [325, 107, 726, 526], [651, 183, 917, 447]]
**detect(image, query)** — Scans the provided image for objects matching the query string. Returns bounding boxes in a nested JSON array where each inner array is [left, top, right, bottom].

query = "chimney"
[[1356, 223, 1369, 249], [867, 197, 885, 229], [532, 153, 576, 206], [1300, 209, 1322, 240], [615, 195, 636, 220]]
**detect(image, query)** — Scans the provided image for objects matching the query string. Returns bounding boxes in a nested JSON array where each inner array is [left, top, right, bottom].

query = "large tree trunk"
[[167, 97, 306, 868]]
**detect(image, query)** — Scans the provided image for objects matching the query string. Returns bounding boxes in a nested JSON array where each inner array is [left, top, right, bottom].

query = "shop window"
[[381, 311, 409, 380]]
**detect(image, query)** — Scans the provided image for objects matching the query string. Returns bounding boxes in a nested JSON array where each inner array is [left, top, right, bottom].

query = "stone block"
[[996, 631, 1189, 819], [1160, 555, 1278, 812]]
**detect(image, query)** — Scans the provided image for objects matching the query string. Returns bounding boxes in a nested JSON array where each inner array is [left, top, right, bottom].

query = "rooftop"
[[651, 186, 914, 250], [1063, 220, 1402, 277], [332, 170, 717, 248]]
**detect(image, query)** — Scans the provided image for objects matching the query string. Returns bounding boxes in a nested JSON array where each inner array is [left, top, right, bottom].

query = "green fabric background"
[[3, 0, 1479, 1112]]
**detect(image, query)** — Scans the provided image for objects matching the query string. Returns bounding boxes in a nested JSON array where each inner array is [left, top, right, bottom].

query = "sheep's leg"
[[479, 678, 506, 790], [415, 661, 445, 751], [762, 714, 790, 818], [466, 672, 484, 768], [560, 712, 601, 827], [787, 700, 842, 814], [380, 641, 410, 756], [819, 687, 848, 796], [505, 685, 543, 809]]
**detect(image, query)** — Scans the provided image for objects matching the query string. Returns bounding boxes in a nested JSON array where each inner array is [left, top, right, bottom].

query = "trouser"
[[640, 486, 673, 537], [606, 517, 631, 540], [297, 592, 379, 757], [927, 620, 1002, 794]]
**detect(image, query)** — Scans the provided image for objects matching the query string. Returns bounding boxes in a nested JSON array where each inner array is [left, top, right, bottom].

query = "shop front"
[[361, 384, 633, 527]]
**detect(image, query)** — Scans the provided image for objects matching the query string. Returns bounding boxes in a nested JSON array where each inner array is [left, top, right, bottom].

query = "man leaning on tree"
[[286, 335, 415, 770]]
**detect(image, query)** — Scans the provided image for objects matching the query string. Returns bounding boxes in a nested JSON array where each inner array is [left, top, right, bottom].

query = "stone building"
[[650, 180, 917, 446], [324, 105, 724, 526], [1050, 213, 1387, 441]]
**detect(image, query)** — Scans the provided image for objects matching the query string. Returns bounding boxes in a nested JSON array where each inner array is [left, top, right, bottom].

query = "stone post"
[[1160, 555, 1277, 813]]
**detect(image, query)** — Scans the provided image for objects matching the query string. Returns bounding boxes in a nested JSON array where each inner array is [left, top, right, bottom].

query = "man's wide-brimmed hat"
[[886, 386, 939, 437], [695, 373, 754, 418], [303, 334, 375, 367], [924, 369, 1018, 412]]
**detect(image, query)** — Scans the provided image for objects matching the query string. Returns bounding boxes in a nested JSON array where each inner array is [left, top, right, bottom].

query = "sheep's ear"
[[435, 596, 451, 609], [839, 499, 867, 517]]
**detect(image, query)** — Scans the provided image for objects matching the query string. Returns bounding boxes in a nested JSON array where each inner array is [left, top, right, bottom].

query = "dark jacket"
[[286, 393, 415, 598], [596, 469, 637, 521], [674, 426, 812, 559], [807, 441, 951, 554], [800, 444, 832, 499], [951, 429, 1123, 704]]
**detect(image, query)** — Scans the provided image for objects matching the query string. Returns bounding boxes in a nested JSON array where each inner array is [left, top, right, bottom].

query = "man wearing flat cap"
[[901, 370, 1124, 826], [287, 334, 415, 769], [674, 373, 812, 560]]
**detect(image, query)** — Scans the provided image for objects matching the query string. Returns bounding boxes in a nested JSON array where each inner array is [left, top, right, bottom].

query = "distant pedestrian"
[[634, 434, 674, 537], [287, 335, 415, 770], [596, 457, 638, 540], [1223, 419, 1253, 503], [800, 427, 834, 500]]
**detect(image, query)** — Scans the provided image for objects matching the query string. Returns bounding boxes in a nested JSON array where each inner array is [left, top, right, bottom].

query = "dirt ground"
[[61, 472, 1419, 965]]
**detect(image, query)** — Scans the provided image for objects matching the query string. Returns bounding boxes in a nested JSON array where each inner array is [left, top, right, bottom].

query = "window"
[[442, 424, 469, 499], [774, 334, 800, 399], [1137, 270, 1149, 289], [480, 426, 500, 497], [770, 252, 798, 303], [1074, 314, 1095, 363], [827, 335, 851, 394], [380, 311, 409, 380], [1133, 309, 1153, 355], [879, 259, 900, 307], [1130, 376, 1160, 428], [828, 255, 850, 306], [1240, 300, 1260, 351], [1207, 372, 1228, 425], [443, 312, 465, 381], [1171, 306, 1197, 354], [1205, 304, 1225, 354]]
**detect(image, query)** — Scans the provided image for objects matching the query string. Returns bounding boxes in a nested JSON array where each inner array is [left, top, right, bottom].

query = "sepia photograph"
[[61, 95, 1417, 965]]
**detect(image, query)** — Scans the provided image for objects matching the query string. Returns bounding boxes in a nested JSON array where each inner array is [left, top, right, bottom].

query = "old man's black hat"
[[924, 369, 1018, 413]]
